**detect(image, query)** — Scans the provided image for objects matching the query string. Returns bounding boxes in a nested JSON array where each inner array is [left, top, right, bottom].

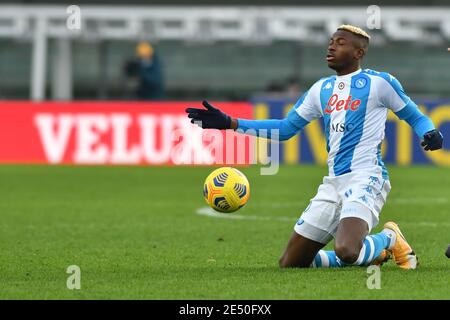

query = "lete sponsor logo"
[[325, 94, 361, 114]]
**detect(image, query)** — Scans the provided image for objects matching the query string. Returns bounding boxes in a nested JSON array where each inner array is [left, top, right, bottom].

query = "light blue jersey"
[[238, 68, 435, 179]]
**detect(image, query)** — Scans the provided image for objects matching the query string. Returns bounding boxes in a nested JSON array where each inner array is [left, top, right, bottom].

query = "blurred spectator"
[[124, 41, 164, 100], [285, 76, 301, 98], [264, 80, 285, 97], [261, 76, 303, 99]]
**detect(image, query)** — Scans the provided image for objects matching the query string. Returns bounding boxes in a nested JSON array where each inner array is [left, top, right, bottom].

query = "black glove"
[[421, 129, 443, 151], [185, 100, 232, 129]]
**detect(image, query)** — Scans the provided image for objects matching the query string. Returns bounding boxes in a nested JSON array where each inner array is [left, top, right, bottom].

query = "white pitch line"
[[236, 198, 448, 208], [196, 207, 294, 222], [195, 207, 450, 227]]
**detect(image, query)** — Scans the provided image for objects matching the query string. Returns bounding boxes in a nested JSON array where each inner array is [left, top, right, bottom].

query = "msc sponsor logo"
[[331, 122, 355, 132], [325, 94, 361, 114]]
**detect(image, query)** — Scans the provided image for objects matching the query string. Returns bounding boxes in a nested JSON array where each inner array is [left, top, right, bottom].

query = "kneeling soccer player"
[[186, 25, 444, 269]]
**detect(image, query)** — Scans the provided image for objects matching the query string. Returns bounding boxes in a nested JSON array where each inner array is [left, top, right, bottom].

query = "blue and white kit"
[[237, 69, 435, 243]]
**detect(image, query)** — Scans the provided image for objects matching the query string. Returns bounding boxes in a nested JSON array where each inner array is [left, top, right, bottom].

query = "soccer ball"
[[203, 167, 250, 213]]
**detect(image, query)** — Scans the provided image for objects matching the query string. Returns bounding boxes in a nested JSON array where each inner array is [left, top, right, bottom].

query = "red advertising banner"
[[0, 101, 254, 165]]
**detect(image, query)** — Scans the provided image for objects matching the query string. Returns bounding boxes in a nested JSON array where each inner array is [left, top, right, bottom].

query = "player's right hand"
[[421, 129, 443, 151], [186, 100, 232, 129]]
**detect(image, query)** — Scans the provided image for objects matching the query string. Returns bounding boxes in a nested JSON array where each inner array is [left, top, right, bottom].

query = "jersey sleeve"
[[377, 72, 435, 137], [236, 80, 324, 141], [377, 73, 412, 112], [237, 111, 308, 141], [292, 80, 324, 122]]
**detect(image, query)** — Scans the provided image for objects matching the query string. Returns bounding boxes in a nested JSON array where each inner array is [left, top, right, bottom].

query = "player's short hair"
[[337, 25, 371, 40], [337, 24, 370, 54]]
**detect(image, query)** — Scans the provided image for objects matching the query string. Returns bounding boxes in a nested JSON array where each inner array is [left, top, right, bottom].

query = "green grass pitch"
[[0, 164, 449, 299]]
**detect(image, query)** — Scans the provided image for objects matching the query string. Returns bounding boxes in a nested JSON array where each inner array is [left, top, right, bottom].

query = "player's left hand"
[[421, 129, 443, 151]]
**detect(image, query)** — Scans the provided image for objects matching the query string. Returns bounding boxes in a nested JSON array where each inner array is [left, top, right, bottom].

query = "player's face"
[[326, 30, 362, 72]]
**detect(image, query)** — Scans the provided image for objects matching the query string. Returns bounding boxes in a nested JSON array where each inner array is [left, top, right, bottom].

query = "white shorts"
[[294, 170, 391, 244]]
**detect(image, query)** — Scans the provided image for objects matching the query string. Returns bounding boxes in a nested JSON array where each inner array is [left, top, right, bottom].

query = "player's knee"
[[334, 244, 360, 264]]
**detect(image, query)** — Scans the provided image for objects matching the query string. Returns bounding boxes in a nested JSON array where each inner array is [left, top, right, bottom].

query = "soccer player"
[[186, 25, 444, 269]]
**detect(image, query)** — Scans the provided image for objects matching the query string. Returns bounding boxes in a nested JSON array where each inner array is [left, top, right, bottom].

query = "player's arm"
[[380, 74, 443, 151], [186, 85, 322, 141], [395, 102, 443, 150], [234, 106, 311, 140], [185, 100, 307, 140]]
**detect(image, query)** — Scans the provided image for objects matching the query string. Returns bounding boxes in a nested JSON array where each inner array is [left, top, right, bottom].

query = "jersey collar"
[[335, 68, 362, 80]]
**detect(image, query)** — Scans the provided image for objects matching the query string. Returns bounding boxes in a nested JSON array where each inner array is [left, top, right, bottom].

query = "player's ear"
[[355, 47, 365, 60]]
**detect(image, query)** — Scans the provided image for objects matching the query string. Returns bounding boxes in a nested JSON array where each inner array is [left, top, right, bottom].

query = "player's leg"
[[332, 177, 398, 266], [280, 177, 340, 268], [310, 175, 417, 268], [311, 202, 394, 268], [315, 202, 395, 267], [334, 215, 369, 264], [317, 173, 393, 267], [280, 200, 339, 268], [279, 232, 325, 268], [289, 215, 392, 268]]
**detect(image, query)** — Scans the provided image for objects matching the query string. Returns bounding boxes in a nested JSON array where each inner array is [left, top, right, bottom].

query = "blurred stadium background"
[[1, 1, 450, 101], [1, 1, 449, 300], [0, 0, 449, 166]]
